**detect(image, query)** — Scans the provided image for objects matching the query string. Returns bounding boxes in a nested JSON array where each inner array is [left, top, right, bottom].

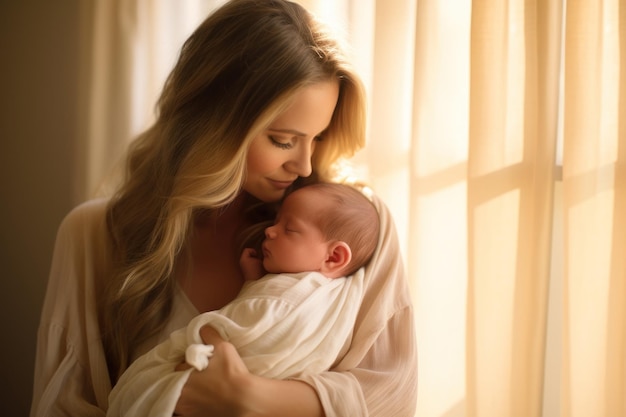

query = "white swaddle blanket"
[[107, 269, 364, 417]]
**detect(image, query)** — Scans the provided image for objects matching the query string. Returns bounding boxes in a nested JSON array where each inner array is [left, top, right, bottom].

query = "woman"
[[30, 1, 417, 416]]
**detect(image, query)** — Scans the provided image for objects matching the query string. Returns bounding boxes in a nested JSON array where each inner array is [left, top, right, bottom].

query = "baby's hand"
[[239, 248, 265, 281]]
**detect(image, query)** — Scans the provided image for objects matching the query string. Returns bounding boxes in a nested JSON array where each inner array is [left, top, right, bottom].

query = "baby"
[[107, 182, 380, 417]]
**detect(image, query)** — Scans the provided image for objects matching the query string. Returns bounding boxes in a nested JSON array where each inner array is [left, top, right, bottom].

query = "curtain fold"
[[76, 0, 224, 201], [76, 0, 135, 201], [563, 0, 626, 416], [466, 0, 558, 415], [410, 2, 471, 415]]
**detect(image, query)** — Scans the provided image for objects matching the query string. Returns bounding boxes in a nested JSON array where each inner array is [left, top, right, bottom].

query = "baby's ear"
[[322, 241, 352, 279]]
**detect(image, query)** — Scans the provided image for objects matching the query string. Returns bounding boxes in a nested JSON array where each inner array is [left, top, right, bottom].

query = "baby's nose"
[[265, 225, 277, 238]]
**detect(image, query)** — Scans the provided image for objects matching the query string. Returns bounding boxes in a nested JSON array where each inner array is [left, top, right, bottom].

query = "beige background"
[[0, 1, 81, 414]]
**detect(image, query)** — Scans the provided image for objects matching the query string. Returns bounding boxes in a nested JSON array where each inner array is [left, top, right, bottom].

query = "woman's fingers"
[[175, 361, 193, 372], [199, 325, 224, 345], [173, 338, 251, 417]]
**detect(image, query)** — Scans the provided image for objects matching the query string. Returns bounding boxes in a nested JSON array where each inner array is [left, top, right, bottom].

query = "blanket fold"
[[107, 270, 364, 417]]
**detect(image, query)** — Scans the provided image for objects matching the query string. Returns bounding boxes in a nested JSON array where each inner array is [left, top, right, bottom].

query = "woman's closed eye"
[[269, 135, 293, 150]]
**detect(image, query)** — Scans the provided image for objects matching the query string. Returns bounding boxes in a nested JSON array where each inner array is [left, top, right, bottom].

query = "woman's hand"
[[173, 327, 253, 417], [174, 327, 325, 417]]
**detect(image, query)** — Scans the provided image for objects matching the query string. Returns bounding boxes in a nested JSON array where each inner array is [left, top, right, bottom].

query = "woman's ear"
[[322, 241, 352, 278]]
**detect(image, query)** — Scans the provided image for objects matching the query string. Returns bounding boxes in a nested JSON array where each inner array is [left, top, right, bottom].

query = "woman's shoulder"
[[54, 198, 111, 253], [64, 197, 109, 219], [46, 198, 114, 303], [59, 198, 109, 231]]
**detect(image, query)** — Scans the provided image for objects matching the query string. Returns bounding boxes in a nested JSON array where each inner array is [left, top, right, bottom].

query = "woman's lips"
[[268, 179, 294, 190]]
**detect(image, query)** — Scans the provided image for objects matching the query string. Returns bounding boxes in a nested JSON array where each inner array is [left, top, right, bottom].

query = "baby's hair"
[[303, 182, 380, 276]]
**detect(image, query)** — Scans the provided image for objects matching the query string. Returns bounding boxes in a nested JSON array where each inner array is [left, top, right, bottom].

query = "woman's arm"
[[244, 377, 324, 417], [174, 327, 324, 417], [31, 200, 113, 417], [174, 307, 417, 417]]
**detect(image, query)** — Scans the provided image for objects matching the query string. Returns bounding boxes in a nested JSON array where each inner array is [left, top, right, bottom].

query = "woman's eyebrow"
[[268, 128, 307, 137]]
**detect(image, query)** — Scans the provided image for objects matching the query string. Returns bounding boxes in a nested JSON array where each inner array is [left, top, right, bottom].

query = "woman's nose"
[[285, 145, 313, 177]]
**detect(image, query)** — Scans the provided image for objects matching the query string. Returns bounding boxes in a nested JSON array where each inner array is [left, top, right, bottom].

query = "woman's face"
[[244, 80, 339, 202]]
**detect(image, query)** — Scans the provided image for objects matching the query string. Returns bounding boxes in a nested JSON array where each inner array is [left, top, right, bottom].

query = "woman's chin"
[[244, 188, 286, 203]]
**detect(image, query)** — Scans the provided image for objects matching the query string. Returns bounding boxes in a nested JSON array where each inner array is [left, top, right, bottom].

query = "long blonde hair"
[[102, 0, 367, 380]]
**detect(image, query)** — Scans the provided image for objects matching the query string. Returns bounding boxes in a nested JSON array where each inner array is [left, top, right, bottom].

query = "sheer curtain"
[[563, 1, 626, 416], [75, 0, 226, 199], [77, 1, 625, 416]]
